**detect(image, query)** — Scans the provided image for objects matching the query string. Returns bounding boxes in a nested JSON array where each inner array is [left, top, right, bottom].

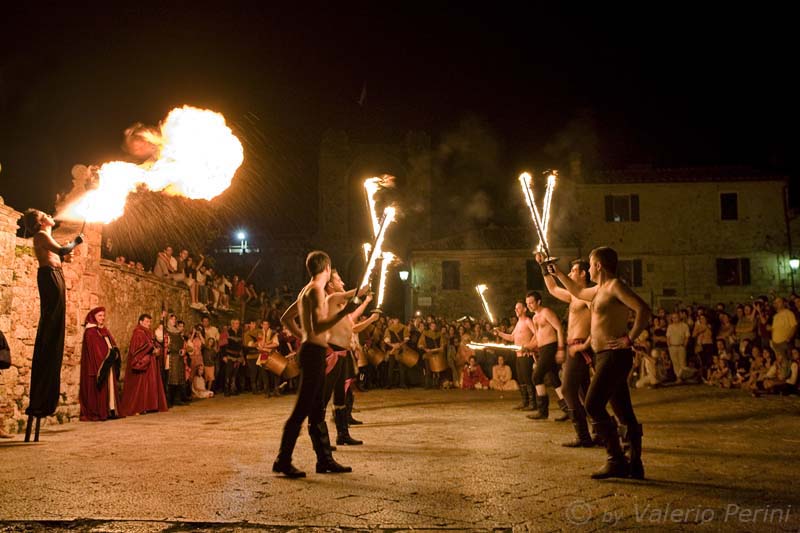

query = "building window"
[[720, 192, 738, 220], [604, 194, 640, 222], [526, 260, 545, 291], [441, 261, 460, 290], [716, 258, 750, 286], [617, 259, 643, 287]]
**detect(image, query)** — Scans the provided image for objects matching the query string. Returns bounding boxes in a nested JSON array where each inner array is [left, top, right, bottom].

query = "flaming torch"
[[358, 206, 397, 291], [519, 171, 558, 263], [57, 105, 244, 224], [376, 251, 396, 310], [364, 177, 382, 238], [467, 341, 523, 351], [475, 284, 496, 325]]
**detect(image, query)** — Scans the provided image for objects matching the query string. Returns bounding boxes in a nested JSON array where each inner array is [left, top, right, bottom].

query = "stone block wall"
[[0, 196, 191, 434]]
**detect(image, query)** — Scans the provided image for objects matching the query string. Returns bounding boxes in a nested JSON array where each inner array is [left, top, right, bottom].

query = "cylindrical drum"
[[399, 346, 420, 368], [367, 346, 386, 366], [283, 356, 300, 379], [259, 351, 288, 376], [428, 351, 448, 372]]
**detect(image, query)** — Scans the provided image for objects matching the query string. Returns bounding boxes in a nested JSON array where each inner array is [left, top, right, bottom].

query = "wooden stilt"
[[24, 415, 33, 442]]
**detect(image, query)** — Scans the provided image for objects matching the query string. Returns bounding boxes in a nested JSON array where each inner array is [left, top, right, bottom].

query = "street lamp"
[[235, 230, 247, 254], [399, 270, 409, 281]]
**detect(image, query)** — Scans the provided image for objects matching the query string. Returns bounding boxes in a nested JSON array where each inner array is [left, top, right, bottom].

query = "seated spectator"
[[153, 246, 175, 278], [462, 355, 490, 390], [706, 356, 732, 388], [490, 355, 518, 391], [191, 365, 214, 399], [636, 346, 662, 389]]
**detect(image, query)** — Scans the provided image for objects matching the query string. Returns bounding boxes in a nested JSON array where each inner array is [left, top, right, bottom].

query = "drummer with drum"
[[419, 321, 447, 388], [384, 317, 412, 388]]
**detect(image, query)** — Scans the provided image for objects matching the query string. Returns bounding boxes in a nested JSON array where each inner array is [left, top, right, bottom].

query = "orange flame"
[[377, 252, 396, 307], [58, 106, 243, 223]]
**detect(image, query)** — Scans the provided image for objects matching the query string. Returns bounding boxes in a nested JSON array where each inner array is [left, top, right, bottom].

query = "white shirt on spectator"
[[666, 322, 690, 346]]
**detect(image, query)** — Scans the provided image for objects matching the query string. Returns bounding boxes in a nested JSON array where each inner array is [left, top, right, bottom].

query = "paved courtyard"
[[1, 385, 799, 532]]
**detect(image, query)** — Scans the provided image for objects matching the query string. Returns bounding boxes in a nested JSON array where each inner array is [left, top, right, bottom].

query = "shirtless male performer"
[[551, 246, 651, 479], [494, 302, 537, 410], [273, 251, 362, 478], [524, 291, 569, 421], [323, 268, 377, 446], [537, 254, 595, 446], [22, 209, 83, 441]]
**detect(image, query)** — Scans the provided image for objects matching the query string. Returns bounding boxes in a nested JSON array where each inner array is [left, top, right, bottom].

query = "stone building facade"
[[0, 196, 192, 434], [409, 167, 797, 318]]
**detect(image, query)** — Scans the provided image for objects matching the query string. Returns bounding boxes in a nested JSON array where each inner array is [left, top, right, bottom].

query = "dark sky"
[[1, 4, 796, 229]]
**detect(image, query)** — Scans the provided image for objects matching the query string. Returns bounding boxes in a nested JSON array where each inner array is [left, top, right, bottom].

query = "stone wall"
[[409, 247, 579, 320], [0, 196, 191, 434]]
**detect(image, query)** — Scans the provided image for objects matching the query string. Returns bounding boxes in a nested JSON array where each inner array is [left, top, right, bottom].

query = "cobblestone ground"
[[1, 385, 799, 532]]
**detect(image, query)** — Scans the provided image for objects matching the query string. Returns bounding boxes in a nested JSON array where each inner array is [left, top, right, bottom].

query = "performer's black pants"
[[27, 267, 66, 417], [533, 342, 561, 388], [515, 354, 533, 386], [278, 343, 327, 460], [585, 348, 639, 428], [323, 353, 347, 409], [562, 350, 592, 422]]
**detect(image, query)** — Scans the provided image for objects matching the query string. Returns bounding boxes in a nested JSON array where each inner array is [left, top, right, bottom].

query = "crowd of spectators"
[[353, 295, 800, 400], [631, 296, 800, 397]]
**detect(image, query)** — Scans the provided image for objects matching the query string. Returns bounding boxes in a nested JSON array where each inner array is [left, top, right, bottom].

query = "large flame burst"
[[59, 106, 244, 223]]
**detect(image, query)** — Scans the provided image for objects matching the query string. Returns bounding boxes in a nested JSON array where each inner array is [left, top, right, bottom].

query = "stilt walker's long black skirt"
[[25, 266, 66, 417]]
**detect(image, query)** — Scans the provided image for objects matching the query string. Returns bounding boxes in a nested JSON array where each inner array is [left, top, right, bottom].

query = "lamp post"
[[790, 257, 799, 294], [399, 269, 410, 322], [236, 230, 247, 254]]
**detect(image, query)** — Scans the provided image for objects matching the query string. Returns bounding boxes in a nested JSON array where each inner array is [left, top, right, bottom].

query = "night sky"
[[1, 5, 796, 242]]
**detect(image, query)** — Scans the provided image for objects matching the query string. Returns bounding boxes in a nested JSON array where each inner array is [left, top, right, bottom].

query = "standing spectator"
[[735, 304, 756, 353], [769, 296, 797, 366], [119, 314, 168, 416], [79, 307, 122, 421], [220, 319, 244, 395], [165, 314, 187, 406], [692, 314, 715, 373], [666, 313, 690, 382], [716, 313, 735, 346]]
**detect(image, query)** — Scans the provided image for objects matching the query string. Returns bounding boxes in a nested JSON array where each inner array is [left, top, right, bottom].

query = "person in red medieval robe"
[[119, 313, 168, 416], [79, 307, 122, 421]]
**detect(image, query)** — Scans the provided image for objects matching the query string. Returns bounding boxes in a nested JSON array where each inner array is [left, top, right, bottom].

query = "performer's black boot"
[[527, 394, 549, 420], [626, 423, 644, 479], [272, 422, 306, 478], [590, 419, 629, 479], [335, 408, 363, 446], [310, 421, 352, 473], [514, 385, 529, 410], [523, 387, 537, 411], [562, 409, 594, 448], [346, 393, 362, 425], [554, 398, 570, 422]]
